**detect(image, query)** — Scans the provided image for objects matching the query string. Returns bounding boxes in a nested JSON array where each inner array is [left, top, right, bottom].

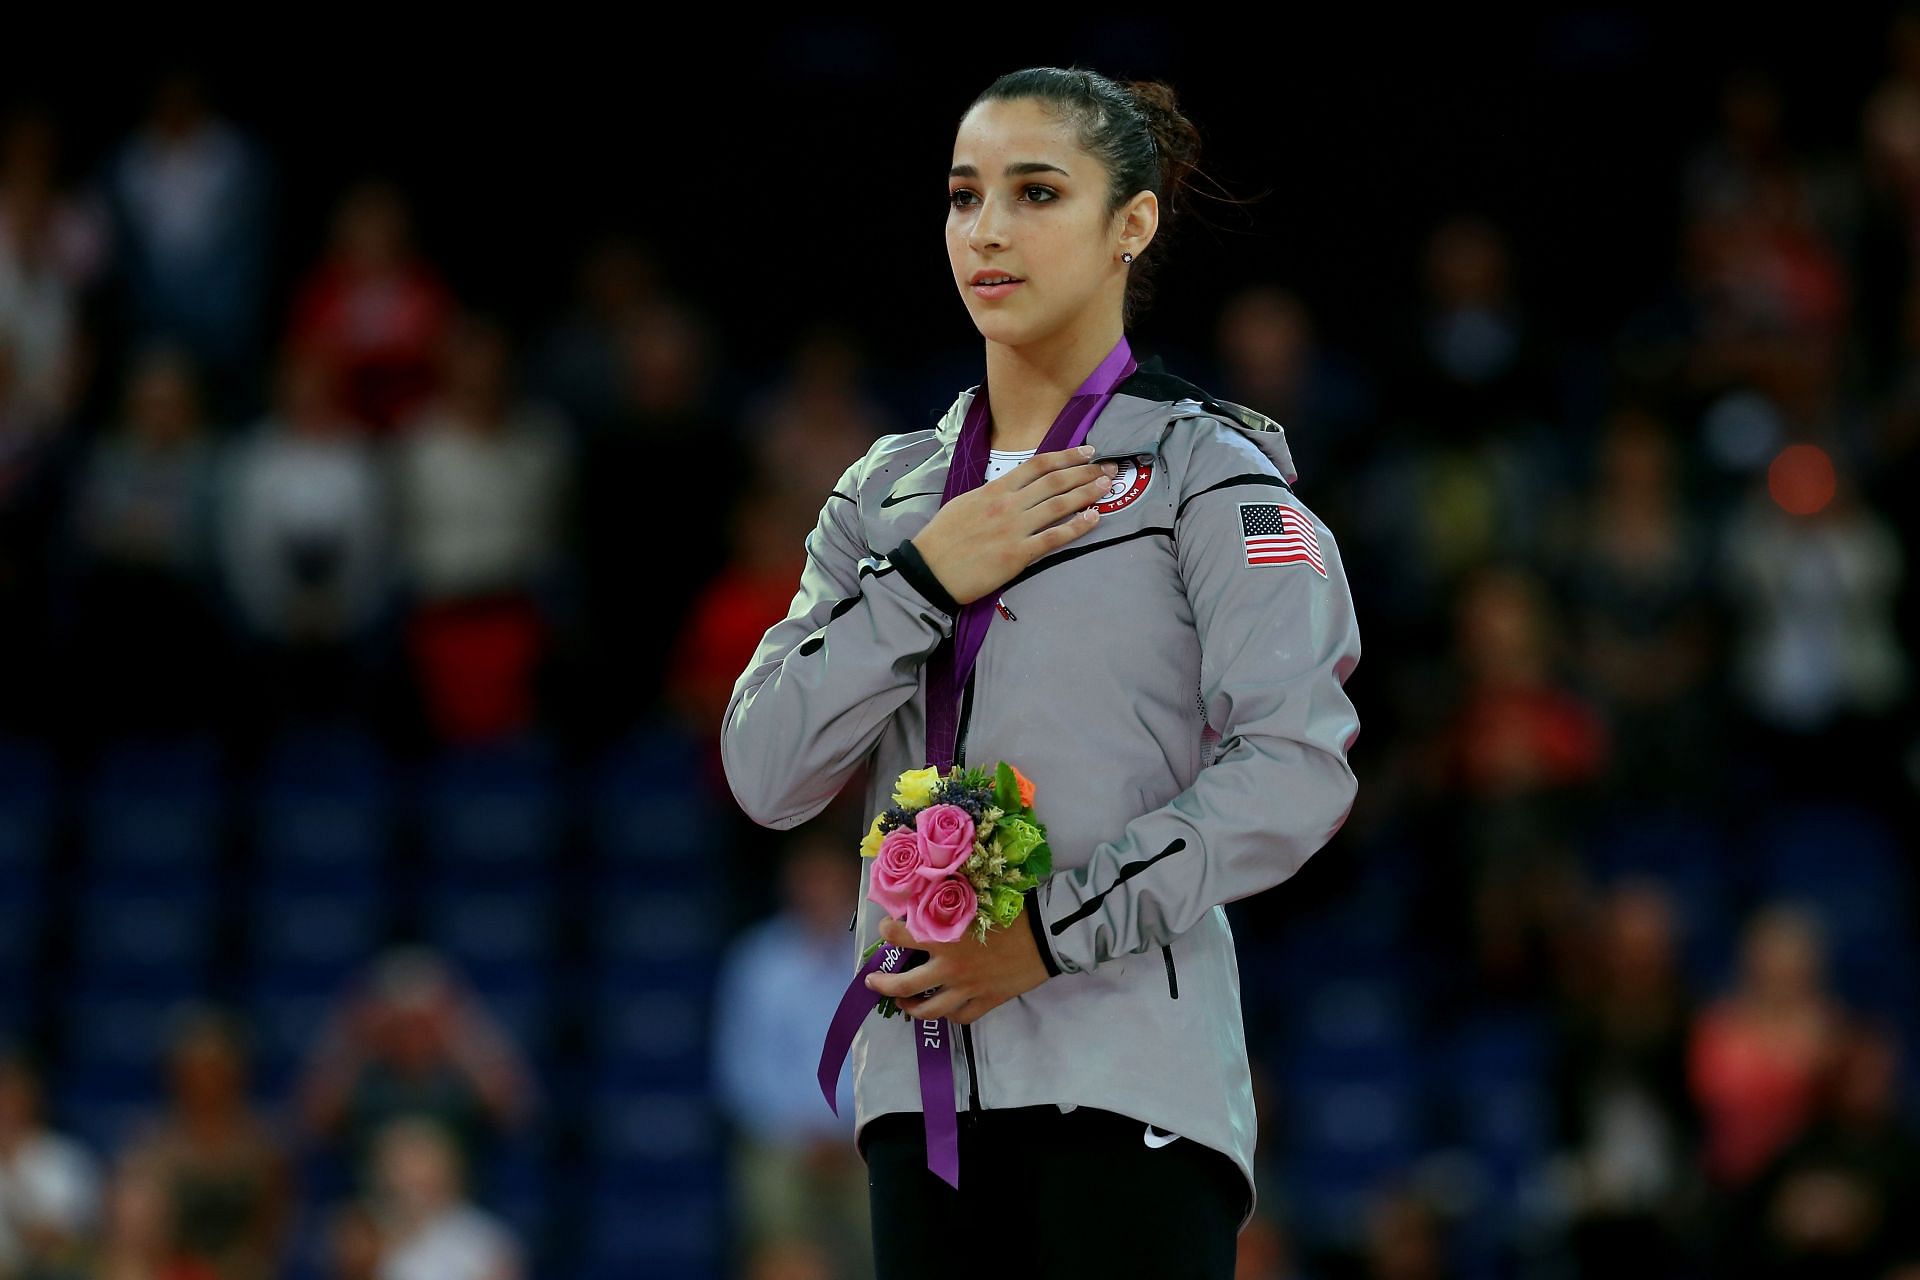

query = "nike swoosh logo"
[[1143, 1125, 1180, 1149], [879, 489, 943, 508]]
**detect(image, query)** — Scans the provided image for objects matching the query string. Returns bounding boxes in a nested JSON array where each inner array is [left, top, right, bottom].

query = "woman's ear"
[[1119, 190, 1160, 260]]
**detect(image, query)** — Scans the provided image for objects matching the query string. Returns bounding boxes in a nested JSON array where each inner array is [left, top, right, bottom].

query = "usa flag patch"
[[1240, 502, 1325, 576]]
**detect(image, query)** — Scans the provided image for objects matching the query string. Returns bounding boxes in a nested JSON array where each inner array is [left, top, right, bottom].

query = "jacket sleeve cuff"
[[886, 538, 961, 616], [1023, 886, 1063, 978]]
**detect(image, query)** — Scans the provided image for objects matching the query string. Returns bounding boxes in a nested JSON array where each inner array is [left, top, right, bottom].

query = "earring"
[[1122, 252, 1133, 263]]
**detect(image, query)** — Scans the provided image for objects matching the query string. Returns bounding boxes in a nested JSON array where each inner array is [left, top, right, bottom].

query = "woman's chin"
[[968, 310, 1048, 348]]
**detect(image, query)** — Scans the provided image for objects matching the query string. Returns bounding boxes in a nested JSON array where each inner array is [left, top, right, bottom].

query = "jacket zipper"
[[954, 667, 984, 1118]]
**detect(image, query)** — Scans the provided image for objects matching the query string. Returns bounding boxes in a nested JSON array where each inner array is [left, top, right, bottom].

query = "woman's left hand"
[[867, 908, 1054, 1024]]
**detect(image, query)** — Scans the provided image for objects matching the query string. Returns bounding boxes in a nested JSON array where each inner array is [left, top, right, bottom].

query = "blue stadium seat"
[[1760, 802, 1905, 893], [1444, 1012, 1553, 1187], [583, 1179, 724, 1280], [1756, 802, 1914, 1020], [1276, 1042, 1426, 1250], [0, 737, 54, 899], [1285, 974, 1418, 1057], [72, 888, 216, 986], [592, 885, 724, 964], [250, 888, 388, 977], [479, 1142, 551, 1248], [421, 736, 561, 879], [243, 982, 336, 1101], [584, 1086, 722, 1186], [243, 887, 387, 1094], [0, 898, 41, 997], [83, 736, 223, 884], [1422, 1012, 1558, 1273], [593, 723, 722, 883], [256, 724, 394, 893], [462, 969, 557, 1065], [58, 983, 204, 1148], [52, 1071, 154, 1157], [418, 889, 558, 1061], [422, 888, 554, 968], [592, 972, 710, 1091]]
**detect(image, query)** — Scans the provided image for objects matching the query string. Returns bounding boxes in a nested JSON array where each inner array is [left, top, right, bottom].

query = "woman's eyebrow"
[[948, 161, 1071, 179]]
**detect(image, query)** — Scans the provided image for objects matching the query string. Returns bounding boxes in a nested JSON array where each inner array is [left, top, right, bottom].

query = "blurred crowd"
[[0, 950, 532, 1280], [2, 25, 1919, 1280]]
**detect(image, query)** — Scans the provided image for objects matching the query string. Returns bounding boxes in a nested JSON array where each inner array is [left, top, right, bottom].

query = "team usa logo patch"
[[1239, 501, 1325, 576], [1092, 454, 1154, 514]]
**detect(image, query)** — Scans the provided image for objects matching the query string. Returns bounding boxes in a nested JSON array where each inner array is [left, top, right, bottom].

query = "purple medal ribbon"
[[922, 334, 1139, 772], [817, 334, 1139, 1190]]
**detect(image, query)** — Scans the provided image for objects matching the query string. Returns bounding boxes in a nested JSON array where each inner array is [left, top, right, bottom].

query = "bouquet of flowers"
[[857, 759, 1053, 1017]]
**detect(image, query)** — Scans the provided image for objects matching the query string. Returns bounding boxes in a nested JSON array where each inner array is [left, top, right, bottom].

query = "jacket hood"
[[1166, 393, 1299, 486]]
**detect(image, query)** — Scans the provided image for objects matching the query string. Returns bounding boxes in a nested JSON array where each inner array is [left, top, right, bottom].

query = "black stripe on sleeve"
[[886, 538, 960, 615], [1174, 473, 1293, 521], [1049, 838, 1190, 935], [1025, 887, 1063, 978]]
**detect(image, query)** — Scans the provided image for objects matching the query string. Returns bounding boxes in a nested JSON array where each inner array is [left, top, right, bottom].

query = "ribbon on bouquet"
[[816, 334, 1139, 1191], [817, 941, 958, 1187]]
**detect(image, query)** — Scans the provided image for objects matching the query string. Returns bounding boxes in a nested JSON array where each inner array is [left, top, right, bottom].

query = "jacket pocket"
[[1162, 943, 1179, 999]]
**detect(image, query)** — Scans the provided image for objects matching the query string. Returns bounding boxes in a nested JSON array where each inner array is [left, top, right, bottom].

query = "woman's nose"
[[969, 195, 1008, 252]]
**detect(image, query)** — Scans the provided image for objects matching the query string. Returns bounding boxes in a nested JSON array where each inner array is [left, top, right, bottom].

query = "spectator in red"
[[1422, 563, 1607, 998], [1688, 905, 1846, 1193], [1724, 1020, 1920, 1277], [391, 312, 571, 743], [286, 178, 453, 434], [1442, 564, 1609, 800], [666, 486, 813, 794]]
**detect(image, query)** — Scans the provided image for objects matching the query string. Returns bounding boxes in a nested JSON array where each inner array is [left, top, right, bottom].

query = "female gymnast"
[[722, 65, 1363, 1278]]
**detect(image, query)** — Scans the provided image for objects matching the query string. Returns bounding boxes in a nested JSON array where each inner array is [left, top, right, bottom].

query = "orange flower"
[[1009, 763, 1035, 810]]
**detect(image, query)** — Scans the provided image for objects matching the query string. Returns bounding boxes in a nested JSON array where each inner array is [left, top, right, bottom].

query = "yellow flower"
[[892, 766, 941, 809], [859, 813, 886, 859]]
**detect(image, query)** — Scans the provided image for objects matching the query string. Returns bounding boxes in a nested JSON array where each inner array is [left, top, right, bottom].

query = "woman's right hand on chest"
[[910, 446, 1119, 607]]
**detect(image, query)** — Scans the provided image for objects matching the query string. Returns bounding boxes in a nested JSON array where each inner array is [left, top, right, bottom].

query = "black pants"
[[863, 1105, 1246, 1279]]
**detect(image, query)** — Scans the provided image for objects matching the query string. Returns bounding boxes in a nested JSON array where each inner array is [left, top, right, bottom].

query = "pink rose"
[[908, 875, 978, 944], [868, 827, 928, 916], [913, 803, 976, 880]]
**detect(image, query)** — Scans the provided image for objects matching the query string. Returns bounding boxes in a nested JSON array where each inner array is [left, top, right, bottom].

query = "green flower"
[[989, 885, 1025, 928], [996, 817, 1044, 866]]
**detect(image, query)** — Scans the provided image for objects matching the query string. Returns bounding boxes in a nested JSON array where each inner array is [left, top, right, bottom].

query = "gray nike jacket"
[[720, 355, 1363, 1229]]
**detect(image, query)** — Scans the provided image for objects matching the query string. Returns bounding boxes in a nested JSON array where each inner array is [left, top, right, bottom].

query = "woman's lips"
[[971, 279, 1025, 299]]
